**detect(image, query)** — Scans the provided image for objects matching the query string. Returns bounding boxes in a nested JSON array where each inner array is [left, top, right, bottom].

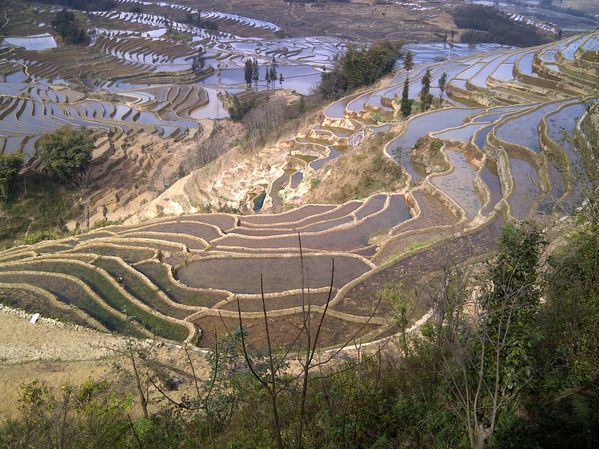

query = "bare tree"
[[439, 223, 545, 449], [72, 168, 92, 229], [235, 233, 382, 449]]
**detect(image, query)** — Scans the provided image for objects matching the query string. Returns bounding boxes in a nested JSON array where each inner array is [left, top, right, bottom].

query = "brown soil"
[[218, 291, 335, 313], [193, 312, 380, 351], [334, 213, 504, 318], [0, 310, 211, 419], [171, 0, 462, 42]]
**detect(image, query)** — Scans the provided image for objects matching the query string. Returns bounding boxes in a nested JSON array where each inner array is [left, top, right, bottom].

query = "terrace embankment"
[[83, 118, 241, 227], [2, 28, 599, 353]]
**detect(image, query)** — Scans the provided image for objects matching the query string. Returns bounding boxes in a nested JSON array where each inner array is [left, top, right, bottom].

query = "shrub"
[[318, 40, 403, 99], [39, 127, 93, 183], [50, 9, 88, 45], [14, 229, 61, 245], [0, 152, 24, 202]]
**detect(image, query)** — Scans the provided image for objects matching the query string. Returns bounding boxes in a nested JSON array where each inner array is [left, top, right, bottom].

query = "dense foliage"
[[50, 9, 88, 45], [0, 153, 24, 202], [184, 12, 219, 31], [223, 93, 256, 121], [453, 5, 550, 47], [39, 127, 93, 183], [318, 40, 402, 99], [400, 77, 411, 117]]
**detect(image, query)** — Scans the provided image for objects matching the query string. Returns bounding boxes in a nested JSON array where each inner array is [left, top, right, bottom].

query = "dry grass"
[[0, 310, 211, 419], [305, 132, 406, 204]]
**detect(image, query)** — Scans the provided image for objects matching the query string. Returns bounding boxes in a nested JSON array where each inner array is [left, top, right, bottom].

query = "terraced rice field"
[[1, 2, 598, 351]]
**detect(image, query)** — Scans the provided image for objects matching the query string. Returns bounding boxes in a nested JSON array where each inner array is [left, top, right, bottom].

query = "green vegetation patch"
[[92, 258, 191, 320], [0, 173, 80, 250], [0, 271, 138, 336], [0, 260, 187, 341], [69, 244, 155, 263], [0, 286, 91, 328], [319, 40, 403, 99], [453, 4, 552, 47]]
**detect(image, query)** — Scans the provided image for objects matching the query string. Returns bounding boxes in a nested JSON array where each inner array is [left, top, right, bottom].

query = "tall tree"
[[269, 66, 277, 89], [444, 222, 546, 449], [191, 47, 206, 74], [265, 65, 271, 89], [400, 76, 411, 117], [438, 72, 448, 100], [404, 50, 414, 72], [252, 58, 259, 89], [39, 127, 93, 183], [244, 59, 253, 88], [279, 73, 284, 89], [0, 152, 24, 202], [420, 68, 432, 111]]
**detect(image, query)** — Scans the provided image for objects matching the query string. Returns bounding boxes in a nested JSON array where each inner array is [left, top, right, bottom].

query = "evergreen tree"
[[420, 69, 432, 111], [244, 59, 253, 88], [0, 152, 24, 202], [279, 73, 284, 89], [438, 72, 448, 100], [404, 50, 414, 72], [270, 66, 277, 89], [252, 58, 259, 89], [400, 77, 411, 117], [51, 9, 88, 45], [191, 48, 206, 74], [342, 45, 364, 90], [265, 65, 271, 89]]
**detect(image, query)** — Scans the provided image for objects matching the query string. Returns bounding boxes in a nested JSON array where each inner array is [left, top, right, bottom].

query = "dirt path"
[[0, 308, 128, 364], [0, 308, 212, 419]]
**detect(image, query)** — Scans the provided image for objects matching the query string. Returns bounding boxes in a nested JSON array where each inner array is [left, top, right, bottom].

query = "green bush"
[[0, 152, 24, 202], [39, 127, 93, 183], [318, 40, 403, 99], [14, 229, 61, 246], [50, 9, 88, 44]]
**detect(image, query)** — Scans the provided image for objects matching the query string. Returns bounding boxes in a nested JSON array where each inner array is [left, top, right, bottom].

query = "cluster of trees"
[[191, 48, 207, 73], [28, 0, 115, 11], [265, 66, 284, 90], [244, 58, 260, 88], [319, 40, 402, 99], [0, 127, 95, 245], [0, 127, 92, 204], [50, 9, 88, 45], [184, 12, 219, 31], [453, 4, 551, 47], [38, 126, 93, 183], [243, 58, 284, 90], [399, 52, 449, 117]]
